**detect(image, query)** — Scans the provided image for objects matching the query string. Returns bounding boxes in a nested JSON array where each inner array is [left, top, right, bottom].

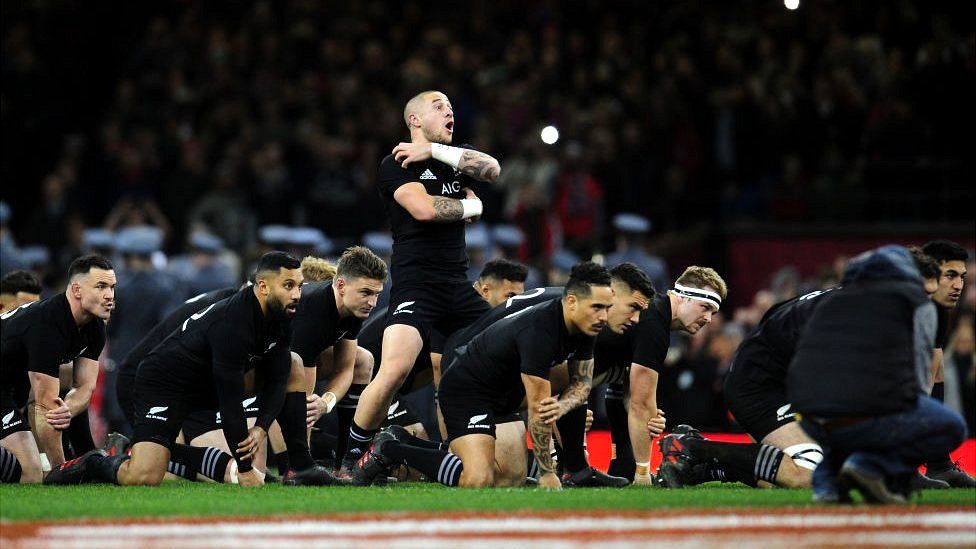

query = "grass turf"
[[1, 482, 973, 522]]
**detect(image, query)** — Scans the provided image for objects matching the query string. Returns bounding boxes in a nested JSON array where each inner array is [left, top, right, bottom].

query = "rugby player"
[[601, 266, 726, 485], [920, 240, 974, 487], [45, 252, 306, 487], [658, 250, 945, 490], [0, 270, 42, 313], [338, 90, 503, 473], [1, 256, 114, 483], [353, 262, 610, 490]]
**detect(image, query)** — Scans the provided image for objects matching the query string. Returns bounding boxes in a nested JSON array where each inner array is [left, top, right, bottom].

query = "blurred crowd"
[[2, 1, 974, 433]]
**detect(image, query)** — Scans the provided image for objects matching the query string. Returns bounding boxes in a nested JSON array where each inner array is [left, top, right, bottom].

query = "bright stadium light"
[[784, 0, 799, 10], [540, 125, 560, 145]]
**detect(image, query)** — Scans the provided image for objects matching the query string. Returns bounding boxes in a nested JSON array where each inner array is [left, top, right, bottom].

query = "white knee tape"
[[784, 443, 823, 471]]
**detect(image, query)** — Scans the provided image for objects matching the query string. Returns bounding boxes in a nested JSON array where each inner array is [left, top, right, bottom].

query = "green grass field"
[[2, 482, 973, 522]]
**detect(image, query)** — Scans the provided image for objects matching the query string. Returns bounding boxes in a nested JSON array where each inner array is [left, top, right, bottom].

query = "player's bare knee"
[[20, 463, 43, 484], [460, 468, 494, 488], [122, 465, 165, 486], [777, 458, 812, 489], [354, 348, 374, 383]]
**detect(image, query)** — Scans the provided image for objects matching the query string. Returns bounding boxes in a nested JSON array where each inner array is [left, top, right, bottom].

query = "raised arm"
[[393, 142, 501, 184], [393, 183, 482, 223]]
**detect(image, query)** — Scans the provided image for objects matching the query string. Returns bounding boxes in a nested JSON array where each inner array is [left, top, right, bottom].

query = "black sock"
[[605, 385, 635, 477], [67, 409, 96, 455], [345, 421, 377, 464], [335, 384, 366, 463], [279, 391, 315, 471], [271, 451, 289, 476], [396, 429, 447, 451], [927, 383, 952, 468], [0, 447, 22, 483], [310, 430, 338, 464], [384, 441, 462, 487], [555, 405, 589, 474], [689, 440, 783, 486], [169, 444, 232, 482]]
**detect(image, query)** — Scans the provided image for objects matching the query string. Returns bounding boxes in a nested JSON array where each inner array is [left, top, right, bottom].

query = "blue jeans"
[[800, 395, 966, 495]]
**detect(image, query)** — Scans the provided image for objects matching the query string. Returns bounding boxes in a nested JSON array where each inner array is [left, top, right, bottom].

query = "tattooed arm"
[[458, 149, 501, 183], [393, 183, 481, 223], [522, 373, 562, 490], [557, 358, 593, 415], [392, 142, 501, 184]]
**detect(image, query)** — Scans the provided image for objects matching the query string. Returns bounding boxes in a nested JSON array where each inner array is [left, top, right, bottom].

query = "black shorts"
[[387, 282, 490, 345], [1, 389, 30, 440], [180, 396, 262, 443], [438, 372, 521, 442], [131, 359, 217, 449], [724, 348, 795, 441], [116, 369, 137, 429], [381, 396, 422, 428]]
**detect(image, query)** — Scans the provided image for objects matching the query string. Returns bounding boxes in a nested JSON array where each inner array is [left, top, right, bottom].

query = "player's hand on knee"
[[538, 472, 562, 491], [584, 408, 594, 433], [535, 396, 562, 425], [45, 397, 72, 430], [646, 409, 666, 438], [393, 142, 432, 168], [237, 426, 267, 462], [306, 393, 334, 427], [237, 468, 264, 488]]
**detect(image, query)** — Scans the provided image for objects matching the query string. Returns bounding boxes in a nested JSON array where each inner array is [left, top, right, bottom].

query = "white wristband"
[[431, 143, 463, 168], [460, 198, 482, 220], [322, 392, 337, 414]]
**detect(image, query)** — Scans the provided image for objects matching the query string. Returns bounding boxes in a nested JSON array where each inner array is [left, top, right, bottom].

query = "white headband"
[[672, 283, 722, 309]]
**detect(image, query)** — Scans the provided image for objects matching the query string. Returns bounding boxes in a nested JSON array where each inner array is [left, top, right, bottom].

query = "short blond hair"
[[300, 256, 336, 283], [675, 266, 728, 301], [403, 90, 439, 128]]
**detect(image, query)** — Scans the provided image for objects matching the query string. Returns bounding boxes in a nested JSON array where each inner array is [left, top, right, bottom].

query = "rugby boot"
[[908, 471, 950, 491], [926, 461, 976, 488], [561, 466, 630, 488], [657, 455, 711, 488], [282, 464, 339, 486], [838, 461, 906, 504], [102, 432, 130, 457], [352, 430, 396, 486], [671, 424, 705, 440], [43, 449, 107, 485]]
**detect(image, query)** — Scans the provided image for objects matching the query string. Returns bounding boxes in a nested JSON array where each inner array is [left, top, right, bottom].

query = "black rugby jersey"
[[445, 298, 596, 410], [442, 287, 563, 366], [118, 287, 238, 377], [730, 288, 836, 379], [290, 280, 363, 367], [377, 145, 478, 283], [139, 288, 290, 454], [595, 294, 672, 374], [1, 293, 105, 384]]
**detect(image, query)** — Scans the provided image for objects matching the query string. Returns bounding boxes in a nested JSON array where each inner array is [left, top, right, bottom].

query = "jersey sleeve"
[[290, 317, 322, 367], [377, 155, 415, 197], [630, 313, 668, 370], [254, 339, 290, 433], [207, 323, 253, 470], [81, 322, 106, 361], [25, 326, 66, 378], [574, 335, 596, 361], [342, 318, 363, 340], [517, 324, 554, 380]]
